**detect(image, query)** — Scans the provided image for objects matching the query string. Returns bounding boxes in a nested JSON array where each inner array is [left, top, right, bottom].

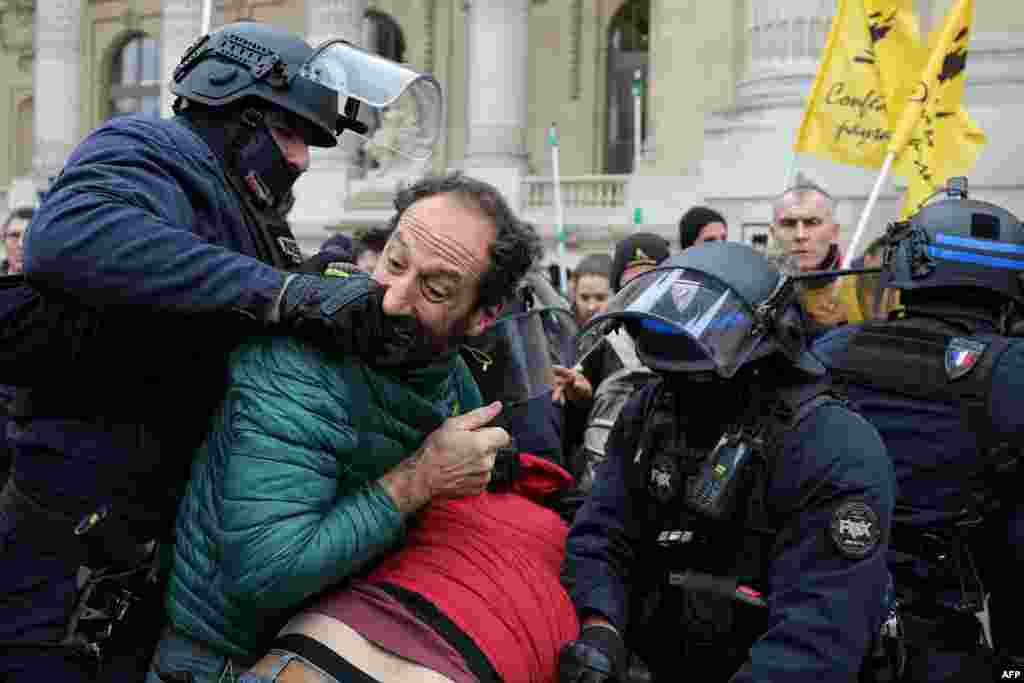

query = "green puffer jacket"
[[164, 334, 482, 657]]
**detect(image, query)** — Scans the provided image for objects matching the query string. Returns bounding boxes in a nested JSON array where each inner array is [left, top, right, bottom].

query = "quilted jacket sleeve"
[[214, 336, 406, 612]]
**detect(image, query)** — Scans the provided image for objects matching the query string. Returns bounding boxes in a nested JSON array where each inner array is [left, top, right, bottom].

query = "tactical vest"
[[826, 318, 1019, 656], [828, 319, 1018, 484], [623, 375, 838, 681]]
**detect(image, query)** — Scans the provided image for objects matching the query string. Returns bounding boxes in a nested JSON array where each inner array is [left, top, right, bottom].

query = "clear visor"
[[577, 268, 763, 378], [461, 307, 576, 405], [301, 40, 444, 161]]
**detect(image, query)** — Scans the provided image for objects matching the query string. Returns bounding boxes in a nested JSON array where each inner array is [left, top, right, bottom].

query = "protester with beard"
[[0, 22, 444, 682], [234, 293, 579, 683], [147, 174, 538, 682]]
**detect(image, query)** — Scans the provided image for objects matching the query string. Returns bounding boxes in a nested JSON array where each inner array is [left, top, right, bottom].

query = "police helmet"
[[172, 22, 444, 157], [884, 177, 1024, 305], [577, 241, 824, 378]]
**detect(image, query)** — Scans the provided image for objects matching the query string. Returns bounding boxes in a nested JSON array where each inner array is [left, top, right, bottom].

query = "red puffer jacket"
[[366, 453, 580, 683]]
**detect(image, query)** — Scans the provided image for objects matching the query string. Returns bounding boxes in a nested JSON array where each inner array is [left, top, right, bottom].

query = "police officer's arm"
[[732, 405, 895, 683], [24, 123, 284, 319], [562, 386, 649, 632]]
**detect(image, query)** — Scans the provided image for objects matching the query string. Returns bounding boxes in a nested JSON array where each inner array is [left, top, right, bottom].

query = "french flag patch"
[[945, 337, 987, 380]]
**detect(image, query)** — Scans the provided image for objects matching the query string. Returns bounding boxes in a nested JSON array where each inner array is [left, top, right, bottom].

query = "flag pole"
[[842, 151, 895, 270], [201, 0, 213, 35], [632, 69, 643, 172], [549, 124, 568, 295]]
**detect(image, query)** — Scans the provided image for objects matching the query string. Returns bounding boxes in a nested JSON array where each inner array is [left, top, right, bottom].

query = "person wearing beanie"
[[609, 232, 671, 293], [678, 206, 728, 251]]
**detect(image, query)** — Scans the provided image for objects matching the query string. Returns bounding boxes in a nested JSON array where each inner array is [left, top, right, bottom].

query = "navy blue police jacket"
[[564, 380, 895, 682], [814, 322, 1024, 638], [9, 114, 289, 532], [814, 323, 1024, 527]]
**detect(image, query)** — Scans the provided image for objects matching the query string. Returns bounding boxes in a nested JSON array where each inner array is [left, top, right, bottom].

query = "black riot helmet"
[[172, 21, 444, 156], [884, 177, 1024, 306], [577, 241, 825, 378]]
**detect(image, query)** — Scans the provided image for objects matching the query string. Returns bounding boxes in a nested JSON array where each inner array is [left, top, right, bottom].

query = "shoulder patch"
[[945, 336, 987, 380], [829, 499, 881, 559]]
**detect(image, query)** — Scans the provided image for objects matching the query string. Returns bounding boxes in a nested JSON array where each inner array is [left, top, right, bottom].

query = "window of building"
[[605, 0, 649, 175], [110, 35, 161, 118]]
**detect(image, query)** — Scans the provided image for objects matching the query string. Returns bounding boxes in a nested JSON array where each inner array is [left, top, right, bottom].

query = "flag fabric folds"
[[882, 0, 985, 218], [794, 0, 919, 170]]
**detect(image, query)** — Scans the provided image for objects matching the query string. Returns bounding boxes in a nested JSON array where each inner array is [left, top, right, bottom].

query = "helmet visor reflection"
[[577, 268, 762, 377], [301, 40, 443, 161]]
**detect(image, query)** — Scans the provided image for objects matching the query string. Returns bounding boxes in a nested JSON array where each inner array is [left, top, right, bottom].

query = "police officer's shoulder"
[[67, 113, 217, 175], [784, 395, 891, 490]]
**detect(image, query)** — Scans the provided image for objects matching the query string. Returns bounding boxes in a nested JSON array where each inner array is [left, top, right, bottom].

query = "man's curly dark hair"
[[392, 173, 542, 309]]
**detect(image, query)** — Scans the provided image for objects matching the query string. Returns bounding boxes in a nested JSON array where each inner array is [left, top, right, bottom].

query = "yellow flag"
[[884, 0, 986, 218], [794, 0, 920, 169]]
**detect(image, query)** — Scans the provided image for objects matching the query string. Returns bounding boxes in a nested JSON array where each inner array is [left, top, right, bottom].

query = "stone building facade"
[[1, 0, 1023, 266]]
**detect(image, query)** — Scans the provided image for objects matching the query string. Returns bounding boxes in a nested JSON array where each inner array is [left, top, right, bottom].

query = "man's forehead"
[[779, 192, 831, 218], [393, 195, 495, 275]]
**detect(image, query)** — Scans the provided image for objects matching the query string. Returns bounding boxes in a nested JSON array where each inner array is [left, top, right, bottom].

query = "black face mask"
[[234, 108, 303, 211]]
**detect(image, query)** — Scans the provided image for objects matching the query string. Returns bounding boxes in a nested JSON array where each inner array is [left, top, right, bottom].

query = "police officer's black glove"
[[558, 624, 626, 683], [272, 271, 420, 367]]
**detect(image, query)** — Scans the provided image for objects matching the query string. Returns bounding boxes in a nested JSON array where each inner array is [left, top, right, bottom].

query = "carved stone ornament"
[[0, 0, 35, 54]]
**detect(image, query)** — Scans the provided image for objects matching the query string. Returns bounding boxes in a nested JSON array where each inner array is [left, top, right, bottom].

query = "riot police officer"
[[559, 242, 895, 683], [0, 22, 443, 682], [814, 177, 1024, 681]]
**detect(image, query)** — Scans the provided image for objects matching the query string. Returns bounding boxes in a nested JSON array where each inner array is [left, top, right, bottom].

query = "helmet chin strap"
[[233, 107, 302, 211]]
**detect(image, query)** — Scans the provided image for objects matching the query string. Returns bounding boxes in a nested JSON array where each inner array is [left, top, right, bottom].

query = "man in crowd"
[[148, 174, 532, 682], [236, 284, 578, 683], [0, 207, 30, 484], [814, 179, 1024, 680], [352, 222, 396, 273], [554, 233, 669, 409], [678, 206, 727, 250], [0, 22, 444, 682], [770, 182, 861, 334], [554, 233, 669, 496], [559, 242, 894, 683], [2, 207, 32, 276]]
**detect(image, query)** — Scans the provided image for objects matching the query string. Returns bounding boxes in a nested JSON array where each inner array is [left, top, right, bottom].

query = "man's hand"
[[379, 401, 511, 515], [558, 622, 626, 683], [552, 365, 594, 404], [271, 272, 420, 367]]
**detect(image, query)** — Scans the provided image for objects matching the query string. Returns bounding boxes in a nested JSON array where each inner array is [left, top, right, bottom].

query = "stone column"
[[457, 0, 530, 212], [33, 0, 84, 185], [741, 0, 833, 95], [462, 0, 529, 174], [289, 0, 368, 254], [159, 0, 205, 116]]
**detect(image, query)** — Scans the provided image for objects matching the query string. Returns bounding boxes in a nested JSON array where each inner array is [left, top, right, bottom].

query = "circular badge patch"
[[829, 499, 881, 559], [648, 453, 682, 504]]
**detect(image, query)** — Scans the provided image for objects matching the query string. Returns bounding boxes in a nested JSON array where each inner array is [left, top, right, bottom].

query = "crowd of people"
[[0, 18, 1020, 683]]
